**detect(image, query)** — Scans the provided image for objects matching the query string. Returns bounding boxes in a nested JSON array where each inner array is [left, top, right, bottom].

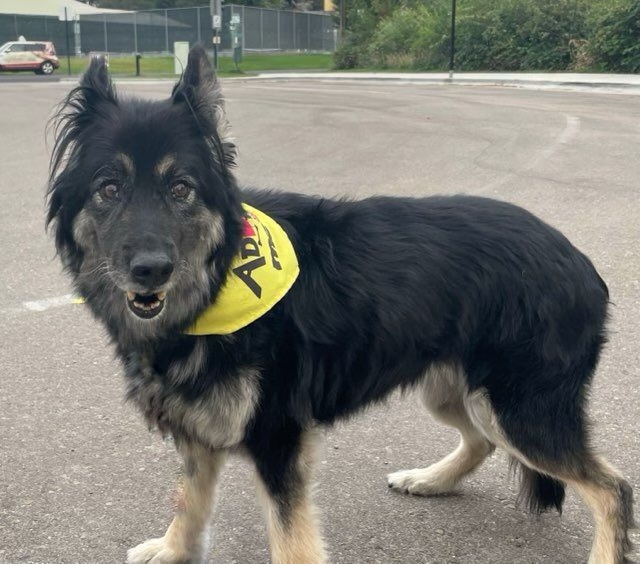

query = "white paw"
[[126, 537, 193, 564], [387, 467, 457, 496]]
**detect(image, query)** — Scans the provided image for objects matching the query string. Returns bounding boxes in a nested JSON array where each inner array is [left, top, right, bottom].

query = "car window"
[[32, 44, 46, 51], [8, 44, 26, 52]]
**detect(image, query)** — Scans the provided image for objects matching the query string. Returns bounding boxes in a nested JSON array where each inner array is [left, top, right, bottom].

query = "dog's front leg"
[[251, 427, 327, 564], [127, 439, 227, 564]]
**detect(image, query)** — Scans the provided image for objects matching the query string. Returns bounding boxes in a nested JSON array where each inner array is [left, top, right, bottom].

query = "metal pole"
[[197, 7, 201, 44], [277, 10, 280, 50], [260, 8, 263, 51], [74, 16, 81, 56], [103, 14, 108, 52], [214, 29, 218, 70], [307, 13, 310, 51], [242, 6, 246, 52], [133, 11, 138, 55], [211, 3, 218, 71], [64, 7, 71, 75], [165, 9, 169, 54], [449, 0, 456, 78]]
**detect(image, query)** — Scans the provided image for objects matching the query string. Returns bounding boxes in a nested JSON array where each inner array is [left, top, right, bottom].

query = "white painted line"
[[23, 294, 77, 312]]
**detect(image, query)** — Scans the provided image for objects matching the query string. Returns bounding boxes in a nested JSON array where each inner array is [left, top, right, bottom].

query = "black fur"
[[512, 461, 566, 514], [47, 46, 633, 562]]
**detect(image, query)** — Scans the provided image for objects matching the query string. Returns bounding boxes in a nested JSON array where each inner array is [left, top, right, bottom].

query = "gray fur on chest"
[[124, 345, 260, 449]]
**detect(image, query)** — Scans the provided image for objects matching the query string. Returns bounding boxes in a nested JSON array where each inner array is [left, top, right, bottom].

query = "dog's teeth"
[[157, 292, 166, 301], [133, 299, 161, 311], [127, 291, 135, 300]]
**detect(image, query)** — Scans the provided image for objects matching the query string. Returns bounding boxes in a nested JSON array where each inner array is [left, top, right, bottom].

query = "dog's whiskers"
[[78, 260, 111, 279]]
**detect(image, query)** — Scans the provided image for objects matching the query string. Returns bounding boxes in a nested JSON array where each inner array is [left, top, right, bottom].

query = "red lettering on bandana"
[[242, 217, 255, 237]]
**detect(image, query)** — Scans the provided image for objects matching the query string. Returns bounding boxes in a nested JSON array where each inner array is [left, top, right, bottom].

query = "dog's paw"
[[126, 537, 193, 564], [387, 467, 457, 496]]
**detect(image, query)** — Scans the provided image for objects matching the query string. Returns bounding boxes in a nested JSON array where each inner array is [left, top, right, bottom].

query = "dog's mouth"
[[126, 291, 166, 319]]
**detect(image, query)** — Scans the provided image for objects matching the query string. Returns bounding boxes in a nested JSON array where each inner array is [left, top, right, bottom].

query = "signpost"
[[449, 0, 457, 79], [210, 0, 222, 70], [230, 13, 242, 70], [58, 4, 74, 76]]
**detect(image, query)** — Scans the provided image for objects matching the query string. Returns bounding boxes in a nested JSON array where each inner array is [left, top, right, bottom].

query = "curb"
[[241, 72, 640, 92], [42, 71, 640, 93]]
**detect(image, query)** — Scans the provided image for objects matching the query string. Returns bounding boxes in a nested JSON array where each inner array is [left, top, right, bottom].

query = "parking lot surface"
[[0, 78, 638, 563]]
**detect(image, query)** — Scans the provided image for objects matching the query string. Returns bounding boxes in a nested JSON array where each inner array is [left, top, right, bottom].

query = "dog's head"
[[47, 46, 243, 341]]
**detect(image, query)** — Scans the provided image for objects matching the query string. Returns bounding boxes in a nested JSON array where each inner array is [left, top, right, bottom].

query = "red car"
[[0, 41, 60, 75]]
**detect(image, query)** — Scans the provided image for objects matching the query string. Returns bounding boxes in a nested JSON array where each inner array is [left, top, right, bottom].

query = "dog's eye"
[[170, 182, 192, 200], [99, 183, 120, 201]]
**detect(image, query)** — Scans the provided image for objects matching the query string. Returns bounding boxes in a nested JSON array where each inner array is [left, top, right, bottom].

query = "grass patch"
[[60, 52, 333, 77]]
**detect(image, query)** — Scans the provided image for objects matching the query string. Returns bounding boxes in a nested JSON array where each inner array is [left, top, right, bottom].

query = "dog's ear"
[[172, 45, 237, 168], [49, 55, 117, 182], [80, 54, 117, 109]]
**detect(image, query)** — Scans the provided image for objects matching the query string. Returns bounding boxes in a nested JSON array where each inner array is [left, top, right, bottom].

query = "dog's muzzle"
[[126, 251, 173, 319]]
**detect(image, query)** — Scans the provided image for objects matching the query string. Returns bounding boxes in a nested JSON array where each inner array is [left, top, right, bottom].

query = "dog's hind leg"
[[466, 388, 635, 564], [388, 363, 494, 495], [568, 456, 635, 564], [251, 427, 327, 564], [126, 439, 227, 564]]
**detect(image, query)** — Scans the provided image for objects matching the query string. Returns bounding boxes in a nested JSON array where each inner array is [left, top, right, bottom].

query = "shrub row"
[[335, 0, 640, 72]]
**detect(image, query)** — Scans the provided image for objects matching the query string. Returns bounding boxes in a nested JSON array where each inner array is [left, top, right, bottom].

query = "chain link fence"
[[0, 14, 70, 53], [0, 5, 337, 57]]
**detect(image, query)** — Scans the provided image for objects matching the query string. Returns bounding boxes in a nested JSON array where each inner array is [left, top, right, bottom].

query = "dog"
[[47, 45, 634, 563]]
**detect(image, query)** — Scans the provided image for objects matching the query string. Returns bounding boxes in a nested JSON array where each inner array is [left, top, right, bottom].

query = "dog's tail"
[[511, 459, 566, 514]]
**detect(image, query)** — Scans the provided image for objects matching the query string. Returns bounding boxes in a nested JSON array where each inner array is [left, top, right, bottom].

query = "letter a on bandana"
[[185, 204, 299, 335]]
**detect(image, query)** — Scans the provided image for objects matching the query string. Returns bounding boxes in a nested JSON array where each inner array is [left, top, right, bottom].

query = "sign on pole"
[[210, 0, 222, 71], [210, 0, 222, 29]]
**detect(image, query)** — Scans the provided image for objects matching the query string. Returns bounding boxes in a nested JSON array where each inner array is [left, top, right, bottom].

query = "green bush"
[[336, 0, 638, 72], [452, 0, 590, 71], [334, 38, 361, 69], [410, 3, 451, 70], [366, 3, 450, 70], [368, 7, 424, 68], [588, 0, 640, 72]]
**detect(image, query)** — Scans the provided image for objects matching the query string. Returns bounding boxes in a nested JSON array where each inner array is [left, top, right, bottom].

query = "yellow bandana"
[[185, 204, 299, 335]]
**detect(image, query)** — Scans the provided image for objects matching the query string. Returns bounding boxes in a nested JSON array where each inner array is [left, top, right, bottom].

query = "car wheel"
[[40, 61, 54, 75]]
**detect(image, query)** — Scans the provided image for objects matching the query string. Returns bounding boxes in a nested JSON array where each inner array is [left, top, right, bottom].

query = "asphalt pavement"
[[0, 77, 638, 563]]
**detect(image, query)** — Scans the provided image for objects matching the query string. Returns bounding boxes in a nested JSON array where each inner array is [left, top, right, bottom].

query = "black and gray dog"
[[47, 46, 633, 563]]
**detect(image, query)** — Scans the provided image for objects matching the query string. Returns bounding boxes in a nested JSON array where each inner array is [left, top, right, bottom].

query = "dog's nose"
[[130, 252, 174, 288]]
